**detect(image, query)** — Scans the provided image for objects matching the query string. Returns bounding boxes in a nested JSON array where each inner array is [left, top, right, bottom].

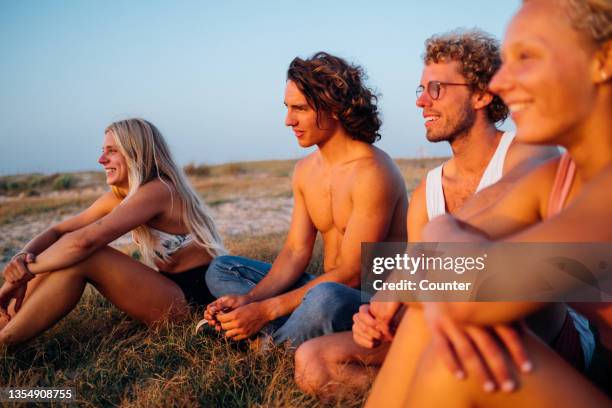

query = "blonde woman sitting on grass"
[[0, 118, 225, 345]]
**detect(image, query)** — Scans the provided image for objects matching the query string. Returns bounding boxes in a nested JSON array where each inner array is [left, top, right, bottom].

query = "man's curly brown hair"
[[424, 29, 509, 124], [287, 52, 381, 144]]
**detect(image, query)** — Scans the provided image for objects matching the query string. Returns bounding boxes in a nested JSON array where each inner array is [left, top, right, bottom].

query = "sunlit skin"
[[98, 132, 129, 191], [294, 54, 559, 399], [284, 80, 341, 148], [412, 61, 559, 222], [204, 79, 408, 343], [417, 61, 475, 143], [491, 12, 600, 149], [0, 129, 214, 345], [367, 1, 612, 407]]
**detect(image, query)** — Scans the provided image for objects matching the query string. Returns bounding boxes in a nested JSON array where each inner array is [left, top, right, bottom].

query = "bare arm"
[[454, 159, 558, 239], [411, 156, 558, 323], [245, 162, 318, 303], [16, 192, 120, 257], [27, 181, 171, 274], [405, 165, 547, 323], [507, 163, 612, 241], [407, 179, 429, 242], [376, 179, 428, 297], [414, 143, 558, 237], [434, 164, 612, 325], [455, 142, 559, 220]]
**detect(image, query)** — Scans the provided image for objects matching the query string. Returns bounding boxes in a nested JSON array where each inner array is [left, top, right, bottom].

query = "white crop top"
[[149, 226, 194, 259]]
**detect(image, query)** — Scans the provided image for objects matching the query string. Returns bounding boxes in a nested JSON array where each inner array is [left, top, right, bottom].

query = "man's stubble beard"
[[426, 101, 476, 145]]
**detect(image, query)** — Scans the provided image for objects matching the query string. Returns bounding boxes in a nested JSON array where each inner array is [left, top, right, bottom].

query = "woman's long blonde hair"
[[105, 118, 226, 266]]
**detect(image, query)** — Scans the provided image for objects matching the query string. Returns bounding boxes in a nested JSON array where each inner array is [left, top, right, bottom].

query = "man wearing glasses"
[[294, 29, 563, 398], [409, 28, 560, 237]]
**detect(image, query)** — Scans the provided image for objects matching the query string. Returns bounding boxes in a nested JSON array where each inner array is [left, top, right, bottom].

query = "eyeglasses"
[[416, 81, 470, 100]]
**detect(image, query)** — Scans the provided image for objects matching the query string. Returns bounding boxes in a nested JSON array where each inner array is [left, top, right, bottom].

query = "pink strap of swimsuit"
[[545, 153, 587, 371], [547, 153, 576, 218]]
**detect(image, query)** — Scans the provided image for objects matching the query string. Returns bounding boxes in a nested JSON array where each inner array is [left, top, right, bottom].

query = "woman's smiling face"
[[98, 131, 129, 189], [489, 0, 600, 146]]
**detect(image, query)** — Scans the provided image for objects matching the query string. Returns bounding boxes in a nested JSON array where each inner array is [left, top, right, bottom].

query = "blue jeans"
[[206, 255, 368, 347]]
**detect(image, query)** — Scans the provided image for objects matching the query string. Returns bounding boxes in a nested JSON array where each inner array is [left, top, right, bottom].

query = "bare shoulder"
[[503, 138, 560, 175], [97, 191, 123, 208], [509, 164, 612, 242], [351, 147, 405, 187], [517, 155, 562, 187], [87, 191, 124, 215], [126, 179, 176, 203], [58, 190, 123, 230], [508, 155, 564, 217], [344, 148, 406, 211], [292, 152, 319, 188]]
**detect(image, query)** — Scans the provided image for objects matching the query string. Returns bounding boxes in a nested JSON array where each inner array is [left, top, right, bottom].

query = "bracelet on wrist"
[[11, 251, 30, 262], [9, 251, 36, 282]]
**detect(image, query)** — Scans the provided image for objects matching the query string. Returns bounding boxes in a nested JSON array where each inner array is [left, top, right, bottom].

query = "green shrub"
[[217, 163, 246, 176], [184, 163, 211, 177], [28, 174, 49, 189], [52, 174, 77, 190], [7, 180, 24, 191]]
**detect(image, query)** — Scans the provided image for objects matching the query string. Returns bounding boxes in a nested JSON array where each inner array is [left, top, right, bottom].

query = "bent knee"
[[305, 281, 346, 296], [295, 338, 325, 372], [0, 327, 18, 345], [146, 292, 189, 326], [295, 340, 328, 394], [303, 282, 347, 307]]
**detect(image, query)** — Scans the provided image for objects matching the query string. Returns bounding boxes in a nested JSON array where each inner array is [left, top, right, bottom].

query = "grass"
[[0, 172, 105, 196], [0, 233, 364, 408], [186, 160, 300, 179], [0, 195, 99, 225]]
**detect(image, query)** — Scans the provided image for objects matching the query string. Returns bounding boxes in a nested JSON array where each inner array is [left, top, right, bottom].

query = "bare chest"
[[442, 177, 481, 214], [301, 172, 353, 234]]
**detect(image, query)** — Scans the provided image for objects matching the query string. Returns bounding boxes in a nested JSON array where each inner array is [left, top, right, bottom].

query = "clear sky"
[[0, 0, 521, 175]]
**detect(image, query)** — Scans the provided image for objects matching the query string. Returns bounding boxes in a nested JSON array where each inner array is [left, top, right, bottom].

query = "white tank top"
[[425, 131, 515, 220]]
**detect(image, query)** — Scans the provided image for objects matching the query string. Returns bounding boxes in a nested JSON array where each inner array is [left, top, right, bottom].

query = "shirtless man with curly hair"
[[202, 52, 408, 347]]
